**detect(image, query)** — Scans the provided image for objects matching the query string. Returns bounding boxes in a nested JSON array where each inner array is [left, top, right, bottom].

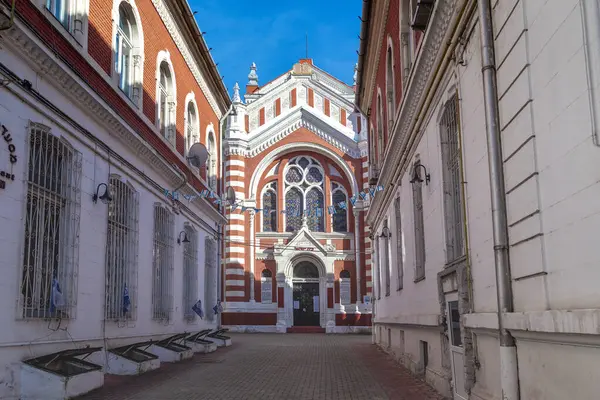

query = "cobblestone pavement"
[[79, 333, 445, 400]]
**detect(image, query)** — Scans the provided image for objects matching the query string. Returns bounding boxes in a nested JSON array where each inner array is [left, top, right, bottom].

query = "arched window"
[[262, 181, 277, 232], [340, 270, 351, 305], [261, 269, 272, 304], [293, 262, 319, 278], [377, 93, 384, 163], [157, 56, 176, 145], [284, 156, 324, 232], [386, 43, 395, 131], [114, 0, 142, 106], [331, 182, 348, 232], [369, 123, 377, 168], [206, 130, 216, 189], [185, 98, 199, 155]]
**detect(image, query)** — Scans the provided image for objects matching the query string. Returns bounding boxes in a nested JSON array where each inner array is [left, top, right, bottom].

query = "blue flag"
[[50, 278, 65, 313], [192, 300, 204, 319], [123, 283, 131, 314]]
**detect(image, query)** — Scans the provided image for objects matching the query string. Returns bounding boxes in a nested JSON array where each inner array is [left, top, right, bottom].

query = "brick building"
[[357, 0, 600, 399], [0, 0, 229, 397], [221, 59, 372, 333]]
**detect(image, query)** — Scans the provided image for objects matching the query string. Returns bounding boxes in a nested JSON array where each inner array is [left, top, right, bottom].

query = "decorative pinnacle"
[[247, 62, 259, 86], [232, 82, 241, 103]]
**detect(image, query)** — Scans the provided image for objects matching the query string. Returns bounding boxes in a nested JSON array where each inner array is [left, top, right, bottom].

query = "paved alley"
[[78, 333, 444, 400]]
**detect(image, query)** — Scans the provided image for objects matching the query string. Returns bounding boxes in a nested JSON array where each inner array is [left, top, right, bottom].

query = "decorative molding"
[[362, 0, 391, 110], [150, 0, 224, 118]]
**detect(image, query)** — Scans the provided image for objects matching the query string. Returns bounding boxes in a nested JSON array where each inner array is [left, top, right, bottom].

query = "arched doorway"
[[292, 261, 320, 327]]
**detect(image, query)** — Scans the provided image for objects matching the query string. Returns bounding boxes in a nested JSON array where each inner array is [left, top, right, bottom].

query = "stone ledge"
[[374, 313, 440, 327]]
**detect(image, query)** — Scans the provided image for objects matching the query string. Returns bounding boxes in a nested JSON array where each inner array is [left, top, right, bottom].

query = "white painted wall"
[[0, 41, 219, 399]]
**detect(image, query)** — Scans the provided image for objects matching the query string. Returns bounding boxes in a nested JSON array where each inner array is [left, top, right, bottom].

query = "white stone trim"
[[226, 225, 245, 231], [225, 257, 245, 264], [150, 0, 223, 118], [229, 181, 245, 188], [226, 247, 245, 254], [226, 170, 245, 177], [225, 291, 245, 297], [225, 280, 245, 286], [228, 214, 245, 221], [223, 325, 279, 333], [226, 160, 246, 167], [225, 269, 245, 276]]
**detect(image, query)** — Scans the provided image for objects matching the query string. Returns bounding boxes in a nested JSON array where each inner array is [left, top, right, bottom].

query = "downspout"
[[477, 0, 520, 399], [355, 0, 372, 111]]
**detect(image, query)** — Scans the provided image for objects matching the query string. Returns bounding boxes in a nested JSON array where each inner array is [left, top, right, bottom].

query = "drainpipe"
[[477, 0, 520, 399]]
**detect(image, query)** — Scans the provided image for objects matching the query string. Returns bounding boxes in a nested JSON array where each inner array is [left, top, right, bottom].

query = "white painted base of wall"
[[331, 326, 372, 334], [147, 345, 194, 363], [185, 340, 218, 353], [20, 364, 104, 400], [223, 325, 279, 333], [204, 337, 232, 347], [102, 352, 160, 376]]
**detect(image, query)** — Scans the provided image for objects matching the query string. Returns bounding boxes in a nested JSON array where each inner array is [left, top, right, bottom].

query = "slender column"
[[353, 209, 362, 305], [249, 209, 256, 303]]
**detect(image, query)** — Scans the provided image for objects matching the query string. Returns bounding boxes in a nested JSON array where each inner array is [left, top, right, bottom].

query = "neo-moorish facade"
[[221, 59, 372, 333]]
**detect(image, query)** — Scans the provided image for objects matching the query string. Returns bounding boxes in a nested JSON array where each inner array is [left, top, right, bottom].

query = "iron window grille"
[[185, 102, 199, 156], [105, 175, 139, 321], [204, 237, 217, 322], [183, 225, 199, 321], [20, 123, 82, 319], [440, 94, 465, 264], [152, 204, 174, 321]]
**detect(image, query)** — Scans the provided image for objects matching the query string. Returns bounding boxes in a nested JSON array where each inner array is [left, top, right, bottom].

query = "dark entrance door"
[[293, 282, 320, 326]]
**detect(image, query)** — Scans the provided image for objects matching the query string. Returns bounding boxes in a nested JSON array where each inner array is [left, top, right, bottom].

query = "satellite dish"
[[187, 143, 209, 168], [226, 186, 237, 205]]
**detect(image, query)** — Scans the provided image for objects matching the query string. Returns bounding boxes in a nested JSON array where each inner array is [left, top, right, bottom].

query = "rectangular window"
[[375, 236, 381, 300], [308, 88, 314, 107], [383, 220, 391, 297], [152, 205, 174, 320], [290, 89, 297, 108], [105, 177, 139, 321], [394, 197, 404, 290], [20, 124, 82, 319], [46, 0, 72, 31], [204, 238, 217, 321], [183, 226, 199, 320], [324, 98, 331, 116], [261, 274, 272, 304], [412, 162, 426, 281], [440, 94, 465, 263], [259, 108, 265, 126], [340, 108, 347, 126]]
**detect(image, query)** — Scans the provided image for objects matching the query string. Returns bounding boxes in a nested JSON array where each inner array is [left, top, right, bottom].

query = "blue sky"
[[192, 0, 363, 98]]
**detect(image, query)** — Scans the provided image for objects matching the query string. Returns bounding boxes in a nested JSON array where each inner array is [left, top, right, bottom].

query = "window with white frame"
[[261, 269, 272, 303], [152, 204, 174, 320], [45, 0, 84, 39], [20, 124, 82, 319], [377, 94, 384, 164], [115, 3, 139, 101], [204, 237, 217, 322], [331, 182, 348, 232], [340, 269, 351, 305], [183, 225, 198, 320], [157, 61, 175, 145], [207, 131, 216, 189], [369, 124, 377, 169], [262, 181, 277, 232], [440, 94, 465, 263], [412, 161, 426, 281], [400, 0, 415, 85], [185, 101, 199, 155], [105, 175, 139, 320], [386, 44, 396, 131], [394, 197, 404, 290], [284, 156, 324, 232]]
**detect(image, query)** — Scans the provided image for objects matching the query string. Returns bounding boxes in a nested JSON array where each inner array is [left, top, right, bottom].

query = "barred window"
[[331, 183, 348, 232], [377, 94, 384, 164], [21, 124, 82, 319], [105, 176, 139, 321], [262, 181, 277, 232], [261, 269, 272, 304], [183, 225, 198, 321], [152, 204, 174, 320], [204, 238, 217, 322], [284, 156, 324, 232], [340, 270, 351, 305], [394, 197, 404, 290], [412, 162, 426, 281], [440, 94, 465, 263]]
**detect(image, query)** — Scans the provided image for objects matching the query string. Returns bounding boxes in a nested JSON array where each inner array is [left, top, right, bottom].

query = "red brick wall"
[[222, 313, 277, 326], [259, 108, 265, 126], [324, 98, 331, 116], [335, 313, 372, 326], [308, 88, 314, 107], [291, 88, 297, 107]]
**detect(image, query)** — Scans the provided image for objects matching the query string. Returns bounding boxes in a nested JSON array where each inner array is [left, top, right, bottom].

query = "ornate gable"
[[274, 220, 335, 257]]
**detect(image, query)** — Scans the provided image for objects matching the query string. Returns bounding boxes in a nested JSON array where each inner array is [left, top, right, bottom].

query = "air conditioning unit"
[[368, 167, 380, 186], [411, 0, 435, 31]]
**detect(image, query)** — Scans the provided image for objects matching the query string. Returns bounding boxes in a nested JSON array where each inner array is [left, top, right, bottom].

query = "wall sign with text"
[[0, 124, 17, 190]]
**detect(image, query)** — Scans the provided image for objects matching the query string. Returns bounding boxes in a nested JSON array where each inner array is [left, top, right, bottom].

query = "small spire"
[[353, 63, 358, 86], [247, 62, 259, 86], [232, 82, 241, 103]]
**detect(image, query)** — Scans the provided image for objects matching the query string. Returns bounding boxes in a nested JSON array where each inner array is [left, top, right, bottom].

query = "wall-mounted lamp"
[[379, 225, 392, 239], [409, 163, 431, 186], [92, 183, 113, 204], [177, 231, 190, 245]]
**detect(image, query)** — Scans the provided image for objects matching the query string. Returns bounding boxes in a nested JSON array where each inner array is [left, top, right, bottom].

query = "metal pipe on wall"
[[477, 0, 520, 398]]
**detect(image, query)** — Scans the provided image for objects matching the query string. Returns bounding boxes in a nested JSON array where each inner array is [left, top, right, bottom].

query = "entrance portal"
[[292, 261, 320, 327]]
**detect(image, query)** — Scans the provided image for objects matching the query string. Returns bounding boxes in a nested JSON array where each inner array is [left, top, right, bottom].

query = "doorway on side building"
[[446, 292, 467, 400], [292, 261, 320, 327]]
